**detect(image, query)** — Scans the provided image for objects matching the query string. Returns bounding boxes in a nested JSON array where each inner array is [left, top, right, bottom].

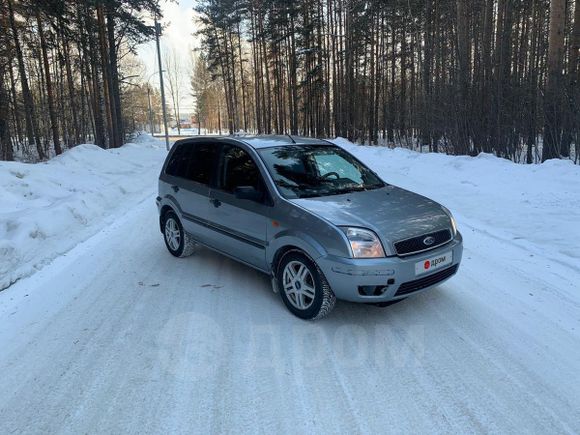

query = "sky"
[[136, 0, 200, 112]]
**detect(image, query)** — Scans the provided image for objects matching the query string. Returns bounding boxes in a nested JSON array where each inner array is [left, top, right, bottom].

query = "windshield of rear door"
[[257, 144, 384, 199]]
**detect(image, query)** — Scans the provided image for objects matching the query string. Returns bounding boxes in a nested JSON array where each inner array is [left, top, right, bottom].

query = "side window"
[[165, 143, 191, 178], [186, 143, 220, 185], [221, 146, 263, 193]]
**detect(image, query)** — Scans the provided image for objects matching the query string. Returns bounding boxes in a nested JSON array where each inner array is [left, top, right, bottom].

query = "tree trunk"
[[0, 57, 13, 160], [422, 0, 434, 148], [61, 28, 81, 145], [456, 0, 470, 154], [36, 10, 62, 155], [7, 0, 44, 159], [97, 3, 117, 148], [543, 0, 566, 161], [106, 6, 124, 146], [236, 22, 248, 132], [562, 0, 580, 157], [85, 4, 106, 148]]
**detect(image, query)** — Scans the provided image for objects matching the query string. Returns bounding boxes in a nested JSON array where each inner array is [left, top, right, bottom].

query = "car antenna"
[[286, 134, 296, 144]]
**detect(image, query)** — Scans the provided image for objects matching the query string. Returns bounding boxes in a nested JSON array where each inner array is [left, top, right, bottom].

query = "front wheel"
[[162, 211, 197, 258], [277, 252, 336, 320]]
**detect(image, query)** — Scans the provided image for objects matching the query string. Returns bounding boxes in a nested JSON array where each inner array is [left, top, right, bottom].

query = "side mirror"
[[234, 186, 264, 202]]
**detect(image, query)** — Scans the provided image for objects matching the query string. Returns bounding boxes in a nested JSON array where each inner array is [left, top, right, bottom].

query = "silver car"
[[157, 135, 463, 320]]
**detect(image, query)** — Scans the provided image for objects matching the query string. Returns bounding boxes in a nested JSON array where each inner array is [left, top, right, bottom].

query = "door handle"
[[171, 185, 179, 193], [210, 198, 221, 208]]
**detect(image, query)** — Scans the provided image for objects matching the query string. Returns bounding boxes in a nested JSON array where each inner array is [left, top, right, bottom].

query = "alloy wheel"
[[164, 218, 181, 251], [282, 260, 316, 310]]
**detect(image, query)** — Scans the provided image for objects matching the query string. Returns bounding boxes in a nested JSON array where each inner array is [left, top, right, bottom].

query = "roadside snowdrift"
[[331, 138, 580, 267], [0, 135, 166, 290]]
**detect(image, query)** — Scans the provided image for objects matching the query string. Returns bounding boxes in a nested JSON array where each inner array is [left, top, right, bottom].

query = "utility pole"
[[155, 16, 170, 151]]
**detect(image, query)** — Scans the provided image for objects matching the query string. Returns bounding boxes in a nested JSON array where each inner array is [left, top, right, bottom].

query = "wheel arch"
[[159, 204, 176, 233], [271, 244, 321, 278]]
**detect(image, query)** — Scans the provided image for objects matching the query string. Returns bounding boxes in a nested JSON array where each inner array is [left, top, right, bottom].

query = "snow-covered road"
[[1, 139, 580, 433]]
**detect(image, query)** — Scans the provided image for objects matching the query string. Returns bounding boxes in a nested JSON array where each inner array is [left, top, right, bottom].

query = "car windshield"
[[257, 145, 384, 199]]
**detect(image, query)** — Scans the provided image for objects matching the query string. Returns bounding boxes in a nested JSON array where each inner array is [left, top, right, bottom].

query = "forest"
[[1, 0, 579, 164], [194, 0, 579, 162], [0, 0, 161, 161]]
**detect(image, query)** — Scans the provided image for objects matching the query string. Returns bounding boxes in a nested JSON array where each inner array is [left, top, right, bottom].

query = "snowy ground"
[[1, 136, 579, 433], [0, 136, 167, 290]]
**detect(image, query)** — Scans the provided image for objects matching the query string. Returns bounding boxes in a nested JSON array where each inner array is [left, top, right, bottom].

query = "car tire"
[[162, 210, 197, 258], [277, 252, 336, 320]]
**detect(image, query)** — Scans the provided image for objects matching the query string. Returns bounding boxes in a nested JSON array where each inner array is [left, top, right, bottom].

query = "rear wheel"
[[162, 210, 197, 258], [278, 252, 336, 320]]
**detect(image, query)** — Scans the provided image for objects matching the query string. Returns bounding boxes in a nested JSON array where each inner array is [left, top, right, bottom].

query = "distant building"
[[178, 119, 192, 129]]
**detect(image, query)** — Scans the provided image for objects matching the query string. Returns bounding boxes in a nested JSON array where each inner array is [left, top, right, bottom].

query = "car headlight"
[[340, 227, 385, 258], [441, 206, 458, 236]]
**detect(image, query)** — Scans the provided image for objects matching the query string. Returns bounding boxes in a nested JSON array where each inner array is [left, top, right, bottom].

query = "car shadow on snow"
[[166, 244, 459, 326]]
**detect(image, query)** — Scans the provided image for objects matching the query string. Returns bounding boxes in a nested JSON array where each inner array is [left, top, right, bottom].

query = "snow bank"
[[0, 135, 167, 290], [331, 137, 580, 267]]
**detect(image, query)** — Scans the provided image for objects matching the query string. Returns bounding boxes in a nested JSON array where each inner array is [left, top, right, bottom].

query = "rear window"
[[165, 142, 219, 186], [165, 143, 191, 178]]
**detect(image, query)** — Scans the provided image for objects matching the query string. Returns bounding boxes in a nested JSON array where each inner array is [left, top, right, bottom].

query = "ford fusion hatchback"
[[157, 135, 463, 320]]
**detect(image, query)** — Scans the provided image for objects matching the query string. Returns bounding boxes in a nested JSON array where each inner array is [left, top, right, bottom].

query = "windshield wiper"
[[275, 179, 325, 198], [330, 183, 383, 195], [335, 186, 368, 194]]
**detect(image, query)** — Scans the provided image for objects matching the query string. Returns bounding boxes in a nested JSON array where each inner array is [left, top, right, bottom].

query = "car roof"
[[234, 135, 332, 149], [174, 135, 332, 150]]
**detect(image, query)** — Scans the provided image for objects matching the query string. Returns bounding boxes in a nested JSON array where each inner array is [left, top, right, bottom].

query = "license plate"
[[415, 251, 452, 276]]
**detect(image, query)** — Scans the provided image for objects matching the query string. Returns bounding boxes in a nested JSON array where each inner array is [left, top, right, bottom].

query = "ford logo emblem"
[[423, 236, 436, 246]]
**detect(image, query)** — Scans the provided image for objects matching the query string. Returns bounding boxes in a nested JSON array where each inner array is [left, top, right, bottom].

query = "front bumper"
[[317, 232, 463, 302]]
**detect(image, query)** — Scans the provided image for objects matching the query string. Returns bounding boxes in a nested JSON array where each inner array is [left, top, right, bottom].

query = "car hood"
[[291, 185, 452, 252]]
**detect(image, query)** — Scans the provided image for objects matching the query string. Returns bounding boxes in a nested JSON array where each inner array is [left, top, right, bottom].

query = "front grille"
[[395, 264, 458, 297], [394, 229, 452, 256]]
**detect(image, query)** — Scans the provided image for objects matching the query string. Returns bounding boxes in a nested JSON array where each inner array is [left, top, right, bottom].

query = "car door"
[[206, 144, 271, 271], [169, 141, 220, 246]]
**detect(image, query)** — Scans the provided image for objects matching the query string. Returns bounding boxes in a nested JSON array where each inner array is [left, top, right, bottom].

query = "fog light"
[[373, 286, 388, 296], [358, 285, 390, 296], [358, 285, 375, 296]]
